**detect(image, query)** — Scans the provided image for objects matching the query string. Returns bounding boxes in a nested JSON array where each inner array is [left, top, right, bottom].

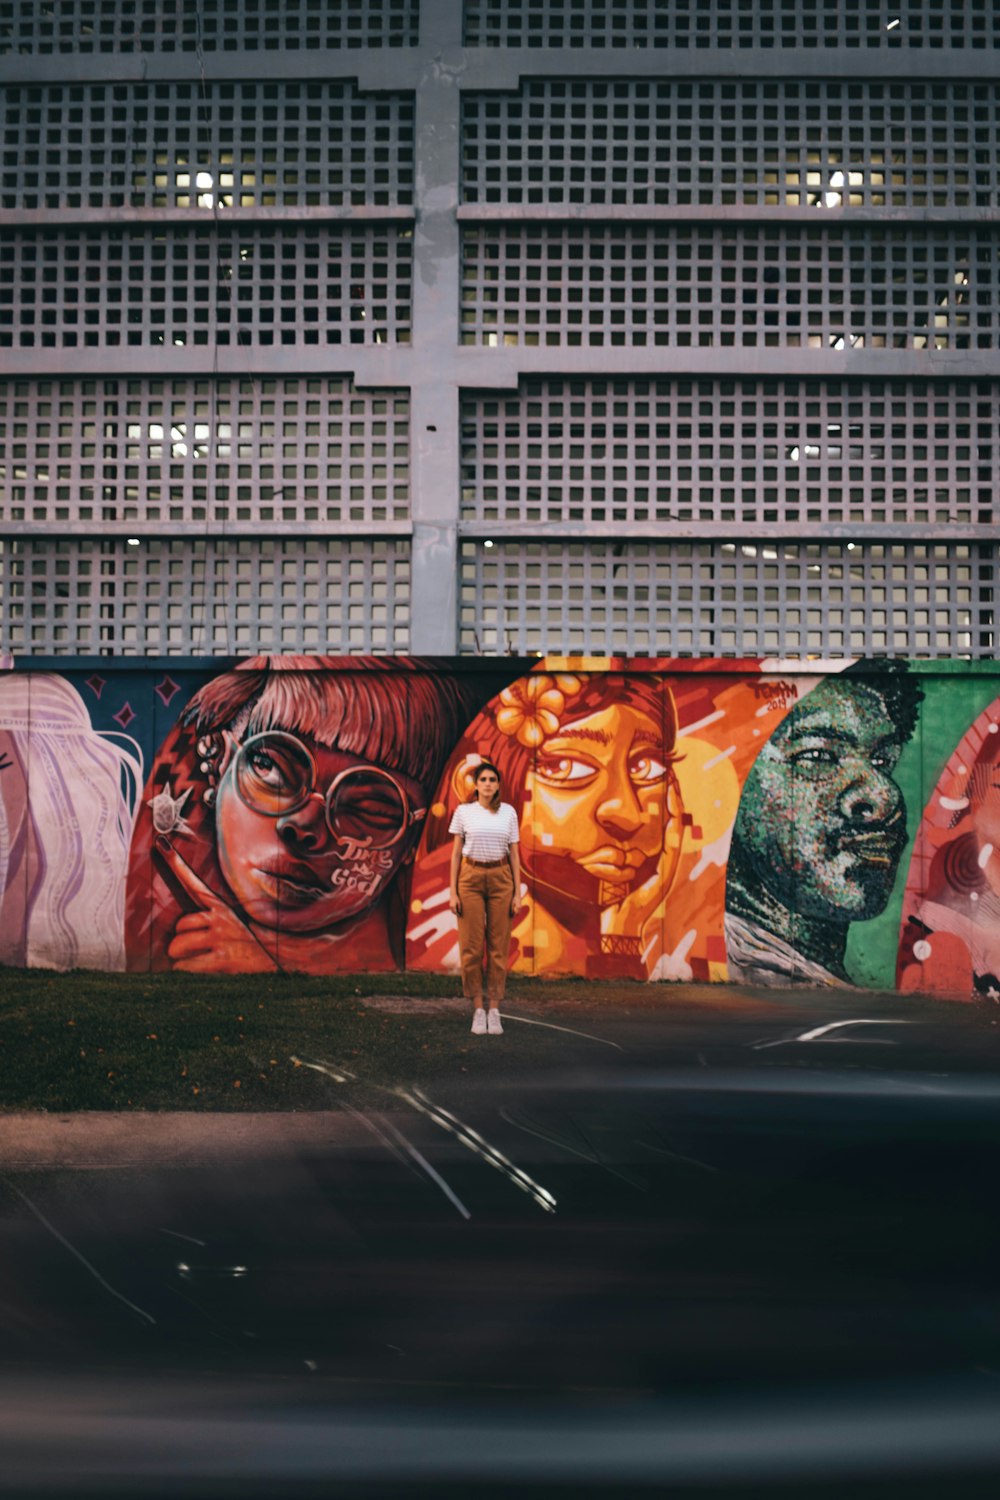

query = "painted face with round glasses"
[[214, 729, 428, 932]]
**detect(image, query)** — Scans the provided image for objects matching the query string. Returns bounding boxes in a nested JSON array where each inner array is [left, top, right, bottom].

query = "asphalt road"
[[3, 985, 1000, 1497]]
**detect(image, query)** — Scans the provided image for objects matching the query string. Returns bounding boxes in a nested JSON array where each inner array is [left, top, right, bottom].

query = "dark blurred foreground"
[[4, 988, 1000, 1496]]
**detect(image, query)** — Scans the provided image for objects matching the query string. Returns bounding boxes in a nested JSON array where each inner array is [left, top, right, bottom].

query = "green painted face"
[[732, 679, 907, 925]]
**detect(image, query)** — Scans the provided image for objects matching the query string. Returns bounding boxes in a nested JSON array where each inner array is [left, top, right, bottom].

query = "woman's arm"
[[509, 839, 522, 917], [449, 832, 464, 915]]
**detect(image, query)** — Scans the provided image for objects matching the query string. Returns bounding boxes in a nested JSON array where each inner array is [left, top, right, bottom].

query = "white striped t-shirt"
[[449, 801, 520, 863]]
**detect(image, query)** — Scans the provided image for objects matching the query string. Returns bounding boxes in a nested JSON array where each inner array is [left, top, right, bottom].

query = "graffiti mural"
[[3, 653, 1000, 998], [0, 673, 142, 970], [406, 661, 809, 982], [898, 697, 1000, 998], [725, 663, 923, 987], [407, 668, 683, 980], [125, 657, 489, 973]]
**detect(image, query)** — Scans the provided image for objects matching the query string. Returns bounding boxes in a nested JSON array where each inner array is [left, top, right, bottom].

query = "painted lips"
[[578, 846, 647, 882], [252, 860, 329, 906], [836, 829, 904, 866]]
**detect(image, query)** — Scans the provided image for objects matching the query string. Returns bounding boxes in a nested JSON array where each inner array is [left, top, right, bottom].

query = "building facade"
[[2, 0, 998, 659]]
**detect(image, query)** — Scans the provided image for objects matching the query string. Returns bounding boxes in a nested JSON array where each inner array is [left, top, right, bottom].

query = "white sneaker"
[[471, 1007, 487, 1034], [487, 1009, 503, 1035]]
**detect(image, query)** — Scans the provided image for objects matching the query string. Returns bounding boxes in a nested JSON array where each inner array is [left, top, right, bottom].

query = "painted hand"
[[156, 836, 280, 974], [600, 829, 685, 970], [609, 854, 671, 935]]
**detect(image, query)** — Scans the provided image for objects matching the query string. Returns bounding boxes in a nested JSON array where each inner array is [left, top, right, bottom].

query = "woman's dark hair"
[[470, 758, 502, 811]]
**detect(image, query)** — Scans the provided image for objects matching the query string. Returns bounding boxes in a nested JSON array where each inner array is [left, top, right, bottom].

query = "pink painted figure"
[[0, 673, 142, 970], [899, 701, 1000, 997]]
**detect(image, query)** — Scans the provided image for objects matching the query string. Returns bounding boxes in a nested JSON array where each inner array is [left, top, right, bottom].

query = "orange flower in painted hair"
[[494, 674, 586, 749]]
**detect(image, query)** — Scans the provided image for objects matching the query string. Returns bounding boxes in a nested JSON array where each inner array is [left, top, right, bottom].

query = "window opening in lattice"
[[2, 82, 414, 213], [0, 0, 419, 54], [460, 224, 995, 350], [461, 80, 1000, 211], [0, 226, 413, 348], [462, 0, 1000, 50], [459, 540, 994, 659], [0, 377, 410, 528], [460, 378, 999, 529], [0, 537, 411, 654]]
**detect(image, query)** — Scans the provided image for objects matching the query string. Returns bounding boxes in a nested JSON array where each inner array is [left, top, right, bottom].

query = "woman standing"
[[448, 760, 521, 1034], [410, 669, 683, 983]]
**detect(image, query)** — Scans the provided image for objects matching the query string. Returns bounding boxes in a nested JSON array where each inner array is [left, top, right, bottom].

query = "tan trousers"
[[456, 859, 514, 1006]]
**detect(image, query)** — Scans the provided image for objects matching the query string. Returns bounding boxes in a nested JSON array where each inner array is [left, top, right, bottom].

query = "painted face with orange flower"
[[523, 702, 678, 905]]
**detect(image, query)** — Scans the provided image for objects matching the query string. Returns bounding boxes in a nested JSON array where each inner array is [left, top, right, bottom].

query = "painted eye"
[[789, 747, 838, 767], [629, 754, 668, 784], [535, 756, 597, 784], [872, 749, 900, 772], [333, 777, 405, 834], [236, 737, 314, 813], [246, 748, 295, 792]]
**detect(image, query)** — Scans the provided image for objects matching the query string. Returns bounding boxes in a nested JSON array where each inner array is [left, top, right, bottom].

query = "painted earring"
[[197, 734, 224, 807]]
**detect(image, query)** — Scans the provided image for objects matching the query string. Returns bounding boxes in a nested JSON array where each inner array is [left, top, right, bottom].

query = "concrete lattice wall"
[[1, 1, 998, 657]]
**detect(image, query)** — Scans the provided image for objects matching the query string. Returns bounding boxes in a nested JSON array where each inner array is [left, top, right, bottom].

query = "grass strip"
[[0, 968, 627, 1112]]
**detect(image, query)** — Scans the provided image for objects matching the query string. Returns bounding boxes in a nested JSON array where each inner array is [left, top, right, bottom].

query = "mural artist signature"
[[752, 680, 799, 712]]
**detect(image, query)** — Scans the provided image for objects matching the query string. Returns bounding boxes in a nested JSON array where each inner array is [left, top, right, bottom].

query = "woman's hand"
[[156, 836, 280, 973], [509, 848, 523, 921], [448, 834, 465, 919]]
